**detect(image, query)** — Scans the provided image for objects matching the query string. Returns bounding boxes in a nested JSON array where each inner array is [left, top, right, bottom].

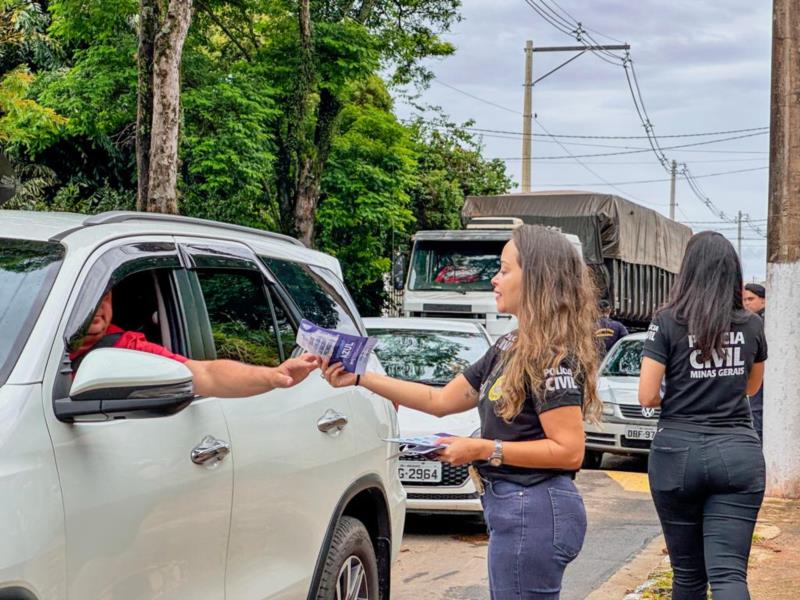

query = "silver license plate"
[[398, 460, 442, 483], [625, 425, 656, 441]]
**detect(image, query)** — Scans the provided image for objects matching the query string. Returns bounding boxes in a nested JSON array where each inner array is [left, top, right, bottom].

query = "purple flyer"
[[296, 319, 378, 375]]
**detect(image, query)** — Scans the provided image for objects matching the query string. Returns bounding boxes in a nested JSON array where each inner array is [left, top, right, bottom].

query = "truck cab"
[[401, 224, 582, 340]]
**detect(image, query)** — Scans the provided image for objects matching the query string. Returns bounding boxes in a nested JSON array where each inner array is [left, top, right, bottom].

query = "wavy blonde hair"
[[496, 225, 602, 424]]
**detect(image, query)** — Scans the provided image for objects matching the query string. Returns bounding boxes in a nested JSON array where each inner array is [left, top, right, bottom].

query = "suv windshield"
[[0, 238, 65, 384], [408, 240, 505, 292], [601, 338, 644, 377], [369, 328, 490, 385]]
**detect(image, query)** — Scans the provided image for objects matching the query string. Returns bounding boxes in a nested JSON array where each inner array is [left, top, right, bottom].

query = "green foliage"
[[36, 40, 137, 138], [1, 0, 512, 313], [316, 79, 416, 314], [180, 56, 281, 229], [0, 66, 66, 152], [408, 117, 513, 231]]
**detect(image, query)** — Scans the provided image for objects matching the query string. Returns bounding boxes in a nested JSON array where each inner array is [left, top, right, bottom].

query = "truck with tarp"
[[400, 191, 692, 339]]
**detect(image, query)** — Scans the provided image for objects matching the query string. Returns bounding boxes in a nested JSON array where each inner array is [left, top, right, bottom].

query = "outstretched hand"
[[269, 354, 321, 388], [321, 358, 358, 388]]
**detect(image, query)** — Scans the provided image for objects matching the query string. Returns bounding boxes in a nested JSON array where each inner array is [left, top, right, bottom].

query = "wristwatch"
[[488, 439, 504, 467]]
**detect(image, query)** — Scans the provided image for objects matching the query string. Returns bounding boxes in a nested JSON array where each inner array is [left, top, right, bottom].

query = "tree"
[[408, 117, 513, 231], [142, 0, 194, 214], [275, 0, 461, 245], [316, 77, 416, 313]]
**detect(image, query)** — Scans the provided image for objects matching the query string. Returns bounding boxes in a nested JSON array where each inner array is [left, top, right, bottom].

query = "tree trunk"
[[278, 0, 315, 236], [294, 89, 342, 247], [135, 0, 159, 211], [146, 0, 193, 214]]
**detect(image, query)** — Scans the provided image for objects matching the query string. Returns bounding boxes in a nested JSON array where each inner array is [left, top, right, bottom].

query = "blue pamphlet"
[[296, 319, 378, 375]]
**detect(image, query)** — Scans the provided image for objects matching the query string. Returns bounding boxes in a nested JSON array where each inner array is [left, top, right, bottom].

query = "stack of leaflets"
[[296, 319, 378, 375], [383, 434, 455, 457]]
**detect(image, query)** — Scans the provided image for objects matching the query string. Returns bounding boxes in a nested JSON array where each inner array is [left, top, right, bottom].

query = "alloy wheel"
[[335, 555, 369, 600]]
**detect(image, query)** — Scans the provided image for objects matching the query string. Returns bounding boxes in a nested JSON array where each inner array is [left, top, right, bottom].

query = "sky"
[[393, 0, 772, 281]]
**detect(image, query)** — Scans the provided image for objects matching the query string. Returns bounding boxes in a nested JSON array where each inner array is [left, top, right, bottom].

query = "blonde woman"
[[322, 225, 601, 599]]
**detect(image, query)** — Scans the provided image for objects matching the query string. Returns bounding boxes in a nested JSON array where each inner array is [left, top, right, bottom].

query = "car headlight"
[[602, 402, 616, 417]]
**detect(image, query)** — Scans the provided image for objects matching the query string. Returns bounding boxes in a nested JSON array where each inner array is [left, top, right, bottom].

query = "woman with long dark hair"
[[639, 231, 767, 599], [323, 225, 601, 599]]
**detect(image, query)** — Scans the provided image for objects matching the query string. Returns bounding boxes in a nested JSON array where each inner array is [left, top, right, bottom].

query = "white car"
[[583, 332, 658, 468], [0, 210, 404, 600], [364, 317, 491, 515]]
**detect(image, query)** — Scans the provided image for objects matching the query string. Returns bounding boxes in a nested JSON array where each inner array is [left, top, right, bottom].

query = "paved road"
[[391, 455, 661, 600]]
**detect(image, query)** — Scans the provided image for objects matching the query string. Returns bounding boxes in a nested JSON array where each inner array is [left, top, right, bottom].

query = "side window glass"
[[196, 270, 282, 367], [261, 257, 359, 335], [268, 287, 297, 355]]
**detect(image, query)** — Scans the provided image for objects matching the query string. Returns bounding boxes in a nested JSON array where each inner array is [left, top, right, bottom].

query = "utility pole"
[[669, 160, 677, 220], [737, 210, 743, 257], [521, 40, 533, 193], [519, 42, 629, 194], [764, 0, 800, 499]]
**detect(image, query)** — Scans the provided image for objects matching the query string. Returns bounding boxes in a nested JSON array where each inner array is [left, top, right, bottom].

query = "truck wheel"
[[315, 516, 379, 600], [582, 450, 604, 470]]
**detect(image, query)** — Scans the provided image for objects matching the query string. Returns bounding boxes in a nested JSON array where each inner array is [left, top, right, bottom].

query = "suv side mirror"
[[55, 348, 194, 422], [392, 254, 406, 291]]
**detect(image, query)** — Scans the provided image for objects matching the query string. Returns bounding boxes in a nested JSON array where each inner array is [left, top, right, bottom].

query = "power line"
[[514, 166, 767, 186], [491, 132, 769, 159], [431, 79, 522, 115], [463, 125, 769, 140], [533, 116, 658, 207]]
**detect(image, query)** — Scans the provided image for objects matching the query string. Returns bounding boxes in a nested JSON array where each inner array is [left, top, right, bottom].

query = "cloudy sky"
[[393, 0, 772, 281]]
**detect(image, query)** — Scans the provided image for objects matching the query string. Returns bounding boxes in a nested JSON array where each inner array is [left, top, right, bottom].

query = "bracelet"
[[355, 374, 361, 387]]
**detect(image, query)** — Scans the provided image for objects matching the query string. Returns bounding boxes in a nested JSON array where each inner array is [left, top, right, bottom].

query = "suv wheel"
[[582, 450, 603, 470], [316, 516, 379, 600]]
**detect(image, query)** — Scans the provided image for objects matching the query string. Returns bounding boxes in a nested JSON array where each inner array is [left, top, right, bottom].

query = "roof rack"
[[82, 211, 304, 247]]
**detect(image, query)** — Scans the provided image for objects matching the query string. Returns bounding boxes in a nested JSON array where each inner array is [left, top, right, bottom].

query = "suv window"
[[197, 270, 285, 367], [261, 258, 359, 335], [0, 238, 65, 384]]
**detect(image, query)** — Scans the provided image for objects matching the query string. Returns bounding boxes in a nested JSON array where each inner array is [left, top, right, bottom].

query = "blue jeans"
[[648, 426, 765, 600], [480, 475, 587, 599]]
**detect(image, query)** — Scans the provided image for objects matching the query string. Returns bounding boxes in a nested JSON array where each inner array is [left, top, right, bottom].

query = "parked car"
[[0, 210, 405, 600], [583, 332, 658, 468], [363, 317, 491, 515]]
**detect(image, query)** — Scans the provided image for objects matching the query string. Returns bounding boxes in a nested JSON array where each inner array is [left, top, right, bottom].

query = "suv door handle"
[[317, 409, 348, 433], [191, 435, 231, 465]]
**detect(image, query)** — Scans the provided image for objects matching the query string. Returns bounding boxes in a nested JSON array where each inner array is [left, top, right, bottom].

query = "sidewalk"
[[619, 497, 800, 600]]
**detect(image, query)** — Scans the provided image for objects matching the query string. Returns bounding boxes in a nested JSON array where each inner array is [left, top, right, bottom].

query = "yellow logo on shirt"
[[488, 376, 504, 402]]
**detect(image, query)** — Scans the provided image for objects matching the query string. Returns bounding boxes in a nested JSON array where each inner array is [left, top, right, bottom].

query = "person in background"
[[71, 290, 320, 397], [323, 225, 602, 599], [639, 231, 766, 599], [742, 283, 765, 318], [742, 282, 766, 440], [595, 299, 629, 356]]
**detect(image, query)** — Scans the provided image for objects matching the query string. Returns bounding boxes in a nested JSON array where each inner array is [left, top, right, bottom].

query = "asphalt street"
[[391, 455, 661, 600]]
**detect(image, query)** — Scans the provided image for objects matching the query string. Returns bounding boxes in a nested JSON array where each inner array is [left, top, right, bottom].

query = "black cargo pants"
[[647, 425, 765, 600]]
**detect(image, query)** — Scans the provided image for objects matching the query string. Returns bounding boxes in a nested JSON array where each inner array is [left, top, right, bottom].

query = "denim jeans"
[[480, 475, 587, 599], [648, 426, 765, 600]]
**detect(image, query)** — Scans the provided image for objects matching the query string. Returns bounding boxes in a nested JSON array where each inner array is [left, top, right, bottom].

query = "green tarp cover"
[[462, 191, 692, 272]]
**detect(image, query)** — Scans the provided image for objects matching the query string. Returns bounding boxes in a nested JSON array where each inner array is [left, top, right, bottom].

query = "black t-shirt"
[[462, 332, 584, 486], [642, 308, 767, 428]]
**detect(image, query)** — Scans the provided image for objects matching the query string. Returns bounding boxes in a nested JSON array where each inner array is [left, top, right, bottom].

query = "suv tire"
[[316, 516, 379, 600]]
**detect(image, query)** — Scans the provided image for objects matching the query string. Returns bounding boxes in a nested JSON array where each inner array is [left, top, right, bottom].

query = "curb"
[[585, 534, 667, 600]]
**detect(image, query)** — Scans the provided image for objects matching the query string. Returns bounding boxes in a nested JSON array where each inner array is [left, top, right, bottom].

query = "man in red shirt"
[[70, 291, 320, 397]]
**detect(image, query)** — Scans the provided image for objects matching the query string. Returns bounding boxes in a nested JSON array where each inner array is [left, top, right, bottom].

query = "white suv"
[[0, 210, 405, 600]]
